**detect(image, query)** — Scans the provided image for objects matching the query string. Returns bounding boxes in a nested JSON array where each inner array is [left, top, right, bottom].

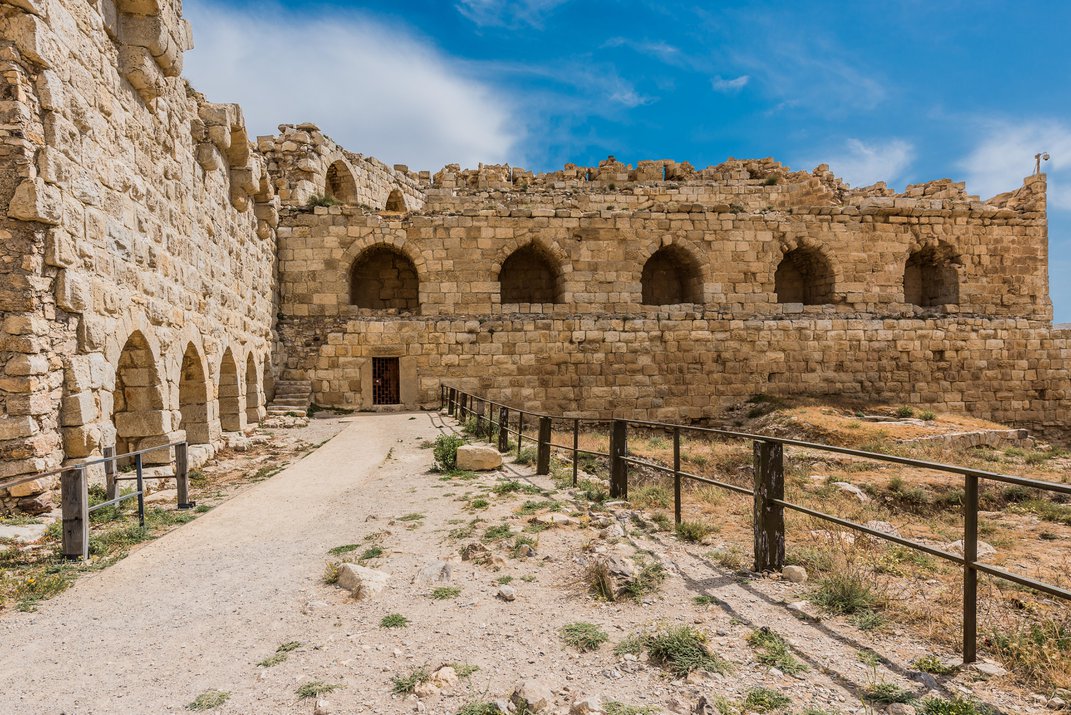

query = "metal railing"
[[0, 442, 194, 561], [440, 384, 1071, 665]]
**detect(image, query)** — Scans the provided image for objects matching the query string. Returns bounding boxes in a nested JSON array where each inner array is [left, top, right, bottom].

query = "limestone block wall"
[[0, 0, 275, 513], [273, 163, 1067, 441]]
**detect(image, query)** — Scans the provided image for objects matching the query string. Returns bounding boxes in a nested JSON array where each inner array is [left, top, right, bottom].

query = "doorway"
[[372, 357, 400, 405]]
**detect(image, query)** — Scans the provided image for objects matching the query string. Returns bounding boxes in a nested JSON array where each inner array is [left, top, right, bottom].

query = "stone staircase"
[[266, 379, 313, 416]]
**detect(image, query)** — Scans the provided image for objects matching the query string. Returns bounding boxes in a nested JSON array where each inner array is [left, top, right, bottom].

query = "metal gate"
[[372, 357, 400, 405]]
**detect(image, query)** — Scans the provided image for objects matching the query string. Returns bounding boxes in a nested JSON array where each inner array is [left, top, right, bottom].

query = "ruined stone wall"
[[0, 0, 276, 512], [275, 160, 1068, 441]]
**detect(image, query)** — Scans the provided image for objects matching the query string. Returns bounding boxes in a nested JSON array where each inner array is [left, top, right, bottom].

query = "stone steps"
[[267, 379, 312, 416]]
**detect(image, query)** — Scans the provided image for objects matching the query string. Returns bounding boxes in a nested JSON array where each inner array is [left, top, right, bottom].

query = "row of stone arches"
[[344, 239, 960, 312], [324, 159, 407, 212], [108, 331, 266, 462]]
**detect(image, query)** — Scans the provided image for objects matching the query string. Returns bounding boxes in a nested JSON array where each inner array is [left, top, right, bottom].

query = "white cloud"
[[455, 0, 568, 29], [818, 138, 914, 187], [183, 2, 517, 171], [602, 37, 681, 64], [711, 74, 749, 93], [960, 119, 1071, 207]]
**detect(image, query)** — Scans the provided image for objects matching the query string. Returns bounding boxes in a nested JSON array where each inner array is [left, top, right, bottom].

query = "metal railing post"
[[448, 388, 456, 416], [134, 453, 145, 528], [61, 466, 89, 561], [963, 473, 979, 663], [498, 406, 509, 452], [537, 416, 552, 475], [176, 442, 192, 509], [476, 399, 485, 437], [516, 412, 524, 457], [673, 427, 682, 525], [753, 440, 785, 572], [610, 419, 628, 499], [103, 446, 117, 501], [460, 393, 468, 422], [572, 418, 580, 486]]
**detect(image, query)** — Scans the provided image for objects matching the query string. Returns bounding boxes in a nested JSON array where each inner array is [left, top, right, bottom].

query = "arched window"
[[218, 349, 242, 432], [384, 189, 406, 212], [178, 344, 211, 444], [325, 161, 357, 204], [349, 245, 420, 313], [641, 246, 703, 305], [904, 246, 959, 307], [113, 331, 166, 456], [499, 244, 562, 305], [775, 247, 835, 305]]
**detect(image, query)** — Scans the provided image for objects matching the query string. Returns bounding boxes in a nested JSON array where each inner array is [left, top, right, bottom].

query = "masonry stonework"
[[0, 1, 1068, 513]]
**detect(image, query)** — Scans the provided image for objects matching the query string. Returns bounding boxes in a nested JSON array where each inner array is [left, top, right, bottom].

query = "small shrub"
[[257, 641, 301, 667], [919, 696, 995, 715], [482, 524, 512, 542], [742, 687, 791, 712], [451, 663, 480, 677], [391, 667, 430, 694], [469, 497, 490, 510], [380, 613, 409, 628], [359, 546, 384, 562], [457, 703, 499, 715], [913, 654, 956, 675], [306, 194, 340, 208], [747, 627, 806, 675], [614, 632, 646, 656], [645, 625, 730, 676], [707, 546, 746, 570], [629, 485, 670, 509], [297, 681, 339, 699], [511, 534, 537, 557], [693, 594, 720, 606], [863, 682, 913, 704], [604, 703, 658, 715], [397, 512, 424, 523], [187, 690, 230, 710], [896, 406, 915, 418], [676, 519, 713, 543], [920, 410, 936, 421], [586, 561, 616, 601], [619, 560, 665, 600], [329, 543, 360, 556], [811, 573, 880, 615], [560, 621, 609, 652], [322, 562, 341, 584], [434, 435, 465, 471], [578, 479, 609, 503], [515, 447, 537, 465], [430, 586, 461, 600]]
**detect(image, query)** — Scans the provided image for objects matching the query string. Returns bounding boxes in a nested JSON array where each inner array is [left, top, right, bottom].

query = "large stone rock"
[[456, 444, 503, 470], [337, 563, 388, 598], [782, 565, 808, 583], [512, 680, 553, 712]]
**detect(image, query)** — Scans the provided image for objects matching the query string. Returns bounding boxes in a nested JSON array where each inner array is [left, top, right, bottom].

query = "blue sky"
[[185, 0, 1071, 321]]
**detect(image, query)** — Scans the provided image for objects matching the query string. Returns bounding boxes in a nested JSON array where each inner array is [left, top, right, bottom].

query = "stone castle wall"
[[0, 0, 1068, 513], [0, 0, 276, 512], [273, 161, 1068, 442]]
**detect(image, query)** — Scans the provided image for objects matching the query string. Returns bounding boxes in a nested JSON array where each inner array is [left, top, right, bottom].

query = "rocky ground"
[[0, 409, 1062, 714]]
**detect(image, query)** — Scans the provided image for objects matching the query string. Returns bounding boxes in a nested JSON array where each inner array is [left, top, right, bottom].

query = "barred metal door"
[[372, 357, 400, 405]]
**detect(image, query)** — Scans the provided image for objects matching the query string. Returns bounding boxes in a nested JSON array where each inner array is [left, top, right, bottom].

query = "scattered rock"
[[604, 555, 635, 579], [971, 661, 1008, 677], [414, 680, 440, 698], [461, 542, 492, 563], [863, 520, 901, 538], [456, 444, 503, 470], [1048, 696, 1067, 710], [430, 666, 458, 689], [497, 585, 516, 601], [337, 563, 389, 598], [570, 694, 602, 714], [782, 565, 808, 583], [514, 544, 537, 558], [600, 522, 625, 539], [416, 560, 452, 585], [301, 600, 330, 615], [0, 522, 48, 543], [945, 539, 997, 559], [533, 513, 573, 527], [886, 704, 916, 715], [511, 680, 553, 712], [832, 481, 870, 502], [313, 698, 332, 715]]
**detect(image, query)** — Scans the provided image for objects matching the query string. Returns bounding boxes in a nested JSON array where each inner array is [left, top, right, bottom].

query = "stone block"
[[455, 444, 503, 471], [114, 410, 169, 438], [0, 416, 37, 441], [61, 392, 96, 427], [8, 178, 62, 225]]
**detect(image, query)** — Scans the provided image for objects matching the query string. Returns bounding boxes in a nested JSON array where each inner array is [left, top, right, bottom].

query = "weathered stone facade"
[[0, 1, 1068, 512]]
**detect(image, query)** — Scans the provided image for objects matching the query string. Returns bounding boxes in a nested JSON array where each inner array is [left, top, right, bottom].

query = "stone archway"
[[498, 244, 563, 305], [178, 343, 211, 444], [349, 245, 420, 313], [325, 160, 357, 204], [218, 348, 242, 432], [775, 247, 836, 305], [641, 245, 704, 305], [113, 331, 168, 457], [245, 353, 262, 425]]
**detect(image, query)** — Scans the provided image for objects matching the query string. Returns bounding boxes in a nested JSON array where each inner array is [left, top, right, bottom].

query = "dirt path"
[[0, 412, 1041, 715]]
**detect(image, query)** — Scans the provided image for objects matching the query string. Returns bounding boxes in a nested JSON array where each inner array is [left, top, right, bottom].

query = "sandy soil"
[[0, 411, 1047, 714]]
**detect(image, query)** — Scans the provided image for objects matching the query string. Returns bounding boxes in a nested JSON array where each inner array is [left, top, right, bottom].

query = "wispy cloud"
[[810, 138, 914, 187], [602, 37, 681, 64], [960, 119, 1071, 207], [455, 0, 569, 29], [711, 74, 749, 93], [183, 2, 517, 170]]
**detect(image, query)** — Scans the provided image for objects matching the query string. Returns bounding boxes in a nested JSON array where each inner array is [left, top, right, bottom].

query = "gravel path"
[[0, 411, 1040, 715]]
